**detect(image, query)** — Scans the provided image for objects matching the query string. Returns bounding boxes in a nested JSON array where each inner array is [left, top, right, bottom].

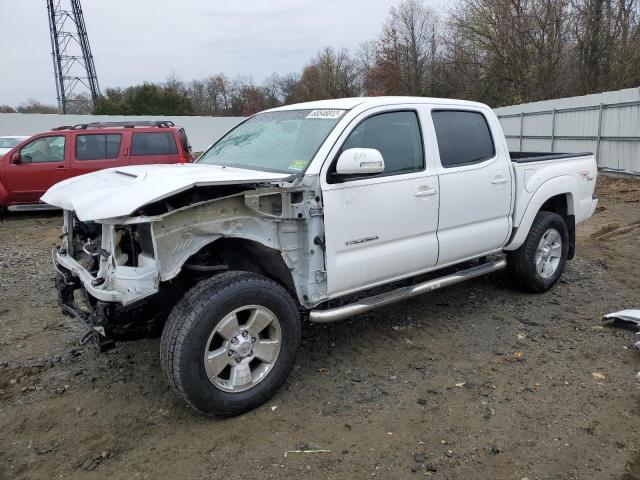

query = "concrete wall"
[[0, 113, 245, 152], [494, 87, 640, 176]]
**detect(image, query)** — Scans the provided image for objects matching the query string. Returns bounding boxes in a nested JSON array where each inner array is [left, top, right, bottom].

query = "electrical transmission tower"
[[46, 0, 101, 113]]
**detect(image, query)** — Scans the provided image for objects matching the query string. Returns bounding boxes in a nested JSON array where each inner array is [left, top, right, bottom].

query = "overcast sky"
[[0, 0, 447, 107]]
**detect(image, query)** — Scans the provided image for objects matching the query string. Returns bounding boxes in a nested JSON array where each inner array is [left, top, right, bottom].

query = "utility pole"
[[47, 0, 101, 113]]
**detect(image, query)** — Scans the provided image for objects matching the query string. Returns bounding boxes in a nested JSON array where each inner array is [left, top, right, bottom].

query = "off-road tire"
[[160, 271, 301, 417], [507, 211, 569, 292]]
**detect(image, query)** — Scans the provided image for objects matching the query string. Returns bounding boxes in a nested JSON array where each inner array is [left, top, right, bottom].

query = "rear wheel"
[[507, 211, 569, 292], [160, 271, 301, 417]]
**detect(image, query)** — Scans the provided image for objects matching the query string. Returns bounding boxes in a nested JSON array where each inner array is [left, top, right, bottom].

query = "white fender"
[[504, 175, 576, 251]]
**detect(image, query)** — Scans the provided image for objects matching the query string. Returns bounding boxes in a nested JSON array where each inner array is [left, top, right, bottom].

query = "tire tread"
[[160, 271, 299, 416], [507, 210, 568, 292]]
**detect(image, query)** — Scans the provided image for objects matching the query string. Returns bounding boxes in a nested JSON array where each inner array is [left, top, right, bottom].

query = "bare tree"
[[570, 0, 640, 93], [364, 0, 441, 96], [16, 99, 58, 114], [295, 47, 362, 101]]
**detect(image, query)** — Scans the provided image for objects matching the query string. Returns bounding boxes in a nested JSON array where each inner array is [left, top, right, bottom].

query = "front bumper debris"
[[55, 268, 115, 352]]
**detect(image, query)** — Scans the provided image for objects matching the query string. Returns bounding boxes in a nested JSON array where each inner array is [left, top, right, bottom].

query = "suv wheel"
[[507, 211, 569, 292], [160, 271, 301, 417]]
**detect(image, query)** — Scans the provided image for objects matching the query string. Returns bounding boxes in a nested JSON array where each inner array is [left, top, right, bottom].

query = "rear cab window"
[[131, 132, 178, 156], [431, 110, 495, 168]]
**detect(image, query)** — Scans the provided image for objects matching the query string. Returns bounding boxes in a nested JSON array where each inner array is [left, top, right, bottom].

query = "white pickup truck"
[[43, 97, 598, 416]]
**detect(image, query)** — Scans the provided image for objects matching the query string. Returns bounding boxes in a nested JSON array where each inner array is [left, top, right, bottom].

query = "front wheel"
[[160, 271, 301, 417], [507, 211, 569, 292]]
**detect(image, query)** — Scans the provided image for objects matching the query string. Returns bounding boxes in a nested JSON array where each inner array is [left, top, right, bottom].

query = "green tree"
[[93, 83, 194, 115]]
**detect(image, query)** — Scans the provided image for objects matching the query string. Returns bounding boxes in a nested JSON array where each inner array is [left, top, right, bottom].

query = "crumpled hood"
[[41, 163, 290, 221]]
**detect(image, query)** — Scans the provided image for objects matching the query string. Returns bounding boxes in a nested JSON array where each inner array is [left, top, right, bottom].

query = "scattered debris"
[[80, 451, 110, 471], [270, 405, 278, 412], [490, 446, 501, 454], [591, 372, 606, 382], [417, 398, 427, 406], [414, 453, 426, 463], [35, 444, 58, 455], [81, 459, 99, 471], [283, 448, 330, 458], [426, 463, 438, 472], [445, 450, 454, 457], [455, 382, 466, 388], [602, 310, 640, 330], [481, 402, 495, 419]]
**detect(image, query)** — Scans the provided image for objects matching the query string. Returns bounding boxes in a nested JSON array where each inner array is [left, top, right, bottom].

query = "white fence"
[[0, 113, 244, 152], [494, 87, 640, 176]]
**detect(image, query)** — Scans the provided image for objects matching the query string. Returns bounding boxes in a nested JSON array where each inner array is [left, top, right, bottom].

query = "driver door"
[[321, 107, 440, 298], [5, 134, 70, 204]]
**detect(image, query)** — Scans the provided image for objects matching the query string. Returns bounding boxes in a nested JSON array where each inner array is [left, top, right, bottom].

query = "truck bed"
[[510, 151, 593, 163]]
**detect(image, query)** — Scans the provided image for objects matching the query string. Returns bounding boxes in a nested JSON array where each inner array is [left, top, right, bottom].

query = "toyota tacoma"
[[43, 97, 598, 417]]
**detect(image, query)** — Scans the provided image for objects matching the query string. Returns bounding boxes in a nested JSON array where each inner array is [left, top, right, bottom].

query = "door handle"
[[55, 165, 65, 169], [414, 188, 438, 197], [491, 176, 509, 184]]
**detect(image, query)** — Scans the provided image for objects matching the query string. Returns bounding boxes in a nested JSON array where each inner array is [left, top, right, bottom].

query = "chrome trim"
[[309, 259, 507, 323]]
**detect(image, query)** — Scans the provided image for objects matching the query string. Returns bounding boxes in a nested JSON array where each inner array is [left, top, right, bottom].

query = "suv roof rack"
[[55, 120, 176, 130]]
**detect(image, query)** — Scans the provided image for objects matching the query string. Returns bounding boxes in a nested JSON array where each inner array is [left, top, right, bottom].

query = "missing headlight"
[[114, 224, 154, 267]]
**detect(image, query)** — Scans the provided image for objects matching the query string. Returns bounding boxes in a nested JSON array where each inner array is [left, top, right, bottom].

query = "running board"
[[7, 204, 60, 212], [309, 258, 507, 323]]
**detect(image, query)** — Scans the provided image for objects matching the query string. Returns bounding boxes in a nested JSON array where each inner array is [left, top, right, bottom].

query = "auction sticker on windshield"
[[288, 159, 309, 171], [306, 109, 345, 119]]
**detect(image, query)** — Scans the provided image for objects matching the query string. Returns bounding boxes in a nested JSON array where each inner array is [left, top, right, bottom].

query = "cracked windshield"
[[197, 109, 345, 174]]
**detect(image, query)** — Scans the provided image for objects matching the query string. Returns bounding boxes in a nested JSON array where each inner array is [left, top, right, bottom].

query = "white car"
[[43, 96, 598, 417], [0, 136, 28, 156]]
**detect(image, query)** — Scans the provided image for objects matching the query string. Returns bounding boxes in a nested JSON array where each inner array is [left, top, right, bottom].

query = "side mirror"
[[10, 151, 20, 165], [335, 148, 385, 175]]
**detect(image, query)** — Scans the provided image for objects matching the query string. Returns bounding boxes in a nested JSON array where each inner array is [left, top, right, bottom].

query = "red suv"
[[0, 121, 192, 212]]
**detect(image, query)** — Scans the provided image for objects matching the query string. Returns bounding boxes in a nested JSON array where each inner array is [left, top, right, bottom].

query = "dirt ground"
[[1, 176, 639, 480]]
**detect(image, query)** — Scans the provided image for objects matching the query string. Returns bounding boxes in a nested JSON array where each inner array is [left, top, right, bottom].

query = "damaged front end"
[[54, 209, 170, 350], [53, 180, 327, 350]]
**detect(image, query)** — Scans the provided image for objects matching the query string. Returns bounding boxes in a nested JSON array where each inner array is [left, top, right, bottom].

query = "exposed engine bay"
[[53, 179, 327, 349]]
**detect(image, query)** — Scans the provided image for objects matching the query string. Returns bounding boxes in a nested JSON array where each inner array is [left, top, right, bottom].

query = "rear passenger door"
[[72, 132, 128, 176], [130, 131, 179, 164], [429, 108, 513, 266]]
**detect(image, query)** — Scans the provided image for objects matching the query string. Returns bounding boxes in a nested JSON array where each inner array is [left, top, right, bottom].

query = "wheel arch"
[[505, 176, 576, 253], [177, 237, 299, 301]]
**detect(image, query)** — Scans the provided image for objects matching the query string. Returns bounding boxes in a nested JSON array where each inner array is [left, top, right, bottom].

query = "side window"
[[131, 132, 178, 156], [340, 111, 424, 176], [76, 134, 122, 160], [20, 136, 65, 163], [432, 110, 495, 168]]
